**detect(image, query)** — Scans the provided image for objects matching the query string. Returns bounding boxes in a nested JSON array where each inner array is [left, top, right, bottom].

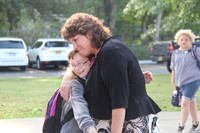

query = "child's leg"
[[190, 99, 198, 122], [188, 99, 199, 132], [179, 79, 200, 132], [180, 98, 190, 126]]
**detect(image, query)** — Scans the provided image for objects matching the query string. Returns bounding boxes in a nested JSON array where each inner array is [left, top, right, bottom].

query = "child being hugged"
[[60, 50, 96, 133]]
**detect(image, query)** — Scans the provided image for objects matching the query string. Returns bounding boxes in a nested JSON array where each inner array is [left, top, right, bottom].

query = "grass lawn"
[[147, 74, 200, 112], [0, 76, 62, 119], [0, 74, 200, 119]]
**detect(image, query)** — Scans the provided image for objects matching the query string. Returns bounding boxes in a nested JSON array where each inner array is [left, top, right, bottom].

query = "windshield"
[[0, 41, 24, 49], [45, 41, 69, 47]]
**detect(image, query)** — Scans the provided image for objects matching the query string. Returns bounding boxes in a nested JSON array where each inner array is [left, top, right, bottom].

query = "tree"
[[0, 0, 23, 33], [124, 0, 200, 42], [161, 0, 200, 35], [123, 0, 169, 42], [103, 0, 116, 32], [0, 0, 10, 35]]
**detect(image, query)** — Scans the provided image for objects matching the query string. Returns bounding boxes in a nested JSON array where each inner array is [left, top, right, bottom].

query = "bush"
[[129, 45, 151, 60]]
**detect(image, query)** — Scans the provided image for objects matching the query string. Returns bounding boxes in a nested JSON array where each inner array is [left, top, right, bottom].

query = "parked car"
[[150, 37, 200, 72], [28, 38, 73, 69], [150, 41, 178, 63], [0, 37, 28, 71], [150, 41, 179, 72]]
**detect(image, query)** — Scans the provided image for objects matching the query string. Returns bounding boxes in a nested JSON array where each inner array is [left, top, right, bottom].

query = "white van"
[[28, 38, 73, 70], [0, 37, 28, 71]]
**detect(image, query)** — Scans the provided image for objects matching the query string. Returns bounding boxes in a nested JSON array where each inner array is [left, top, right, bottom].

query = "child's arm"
[[170, 52, 176, 90], [70, 79, 96, 133], [171, 70, 176, 90]]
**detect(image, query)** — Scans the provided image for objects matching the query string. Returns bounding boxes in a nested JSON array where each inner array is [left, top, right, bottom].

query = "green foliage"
[[129, 45, 151, 60], [123, 0, 200, 43], [1, 0, 200, 59], [0, 0, 10, 35]]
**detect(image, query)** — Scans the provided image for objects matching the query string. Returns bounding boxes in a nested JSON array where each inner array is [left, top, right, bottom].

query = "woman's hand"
[[143, 71, 153, 84], [60, 75, 71, 101]]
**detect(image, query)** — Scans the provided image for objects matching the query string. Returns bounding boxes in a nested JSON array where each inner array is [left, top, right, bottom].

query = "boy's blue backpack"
[[42, 89, 74, 133]]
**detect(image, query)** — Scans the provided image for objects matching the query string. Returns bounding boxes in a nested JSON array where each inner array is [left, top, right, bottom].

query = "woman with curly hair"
[[60, 13, 161, 133]]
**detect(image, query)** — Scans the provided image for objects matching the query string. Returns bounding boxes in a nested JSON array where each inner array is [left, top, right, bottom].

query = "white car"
[[0, 37, 28, 71], [28, 38, 73, 69]]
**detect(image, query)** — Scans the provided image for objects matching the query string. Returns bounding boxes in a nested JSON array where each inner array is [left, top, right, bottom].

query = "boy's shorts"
[[181, 79, 200, 100]]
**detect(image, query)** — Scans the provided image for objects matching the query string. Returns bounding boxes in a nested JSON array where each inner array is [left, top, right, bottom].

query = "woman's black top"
[[85, 36, 161, 121]]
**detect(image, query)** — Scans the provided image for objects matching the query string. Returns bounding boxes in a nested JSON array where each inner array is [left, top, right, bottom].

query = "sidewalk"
[[0, 111, 196, 133]]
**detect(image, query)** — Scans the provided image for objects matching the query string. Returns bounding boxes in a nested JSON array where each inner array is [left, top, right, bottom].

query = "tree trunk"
[[154, 12, 162, 41], [103, 0, 116, 32], [108, 1, 116, 32], [141, 11, 147, 33]]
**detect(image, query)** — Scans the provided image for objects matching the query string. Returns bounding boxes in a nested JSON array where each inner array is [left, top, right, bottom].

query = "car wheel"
[[36, 58, 44, 70], [20, 66, 26, 71], [28, 59, 32, 68], [166, 60, 172, 73]]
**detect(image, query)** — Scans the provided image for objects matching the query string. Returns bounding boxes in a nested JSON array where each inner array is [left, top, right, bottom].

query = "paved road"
[[0, 66, 66, 78], [0, 61, 169, 78], [140, 64, 169, 75], [0, 111, 197, 133]]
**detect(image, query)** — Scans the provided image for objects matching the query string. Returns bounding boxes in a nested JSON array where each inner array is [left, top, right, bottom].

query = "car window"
[[33, 42, 43, 48], [45, 41, 69, 47], [0, 41, 24, 49]]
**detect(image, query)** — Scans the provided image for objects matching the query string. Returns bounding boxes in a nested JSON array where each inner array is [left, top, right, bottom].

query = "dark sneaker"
[[189, 121, 199, 133], [177, 125, 184, 133]]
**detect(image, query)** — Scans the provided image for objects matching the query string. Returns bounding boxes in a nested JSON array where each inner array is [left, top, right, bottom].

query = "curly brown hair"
[[61, 13, 112, 48]]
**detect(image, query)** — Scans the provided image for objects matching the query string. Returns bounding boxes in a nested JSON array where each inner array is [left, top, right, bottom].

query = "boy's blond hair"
[[174, 29, 196, 43]]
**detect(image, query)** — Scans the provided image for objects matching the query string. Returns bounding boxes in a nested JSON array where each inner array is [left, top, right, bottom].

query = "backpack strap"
[[61, 108, 74, 126], [192, 45, 200, 69], [191, 45, 197, 59]]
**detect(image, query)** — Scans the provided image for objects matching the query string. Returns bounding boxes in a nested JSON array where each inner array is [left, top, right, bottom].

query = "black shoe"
[[177, 124, 184, 133], [189, 121, 199, 133], [98, 129, 109, 133]]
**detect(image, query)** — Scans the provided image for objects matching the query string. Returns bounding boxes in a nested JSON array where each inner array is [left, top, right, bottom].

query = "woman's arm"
[[111, 108, 126, 133], [60, 75, 71, 101], [60, 67, 75, 101]]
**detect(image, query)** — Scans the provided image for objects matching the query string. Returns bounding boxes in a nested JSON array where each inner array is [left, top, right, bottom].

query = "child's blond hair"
[[174, 29, 196, 43]]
